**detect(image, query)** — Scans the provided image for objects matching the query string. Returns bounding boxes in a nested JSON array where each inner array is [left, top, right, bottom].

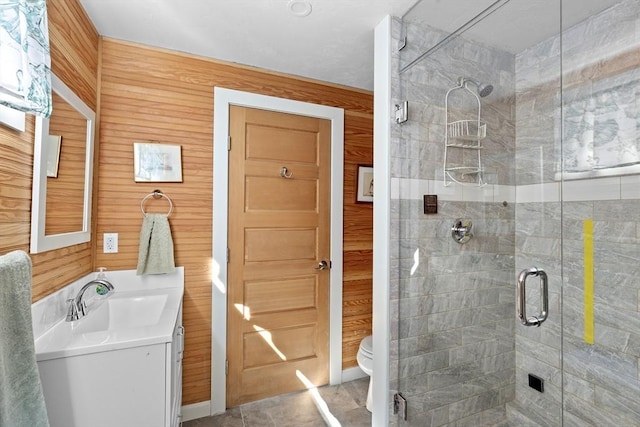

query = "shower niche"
[[443, 77, 491, 186]]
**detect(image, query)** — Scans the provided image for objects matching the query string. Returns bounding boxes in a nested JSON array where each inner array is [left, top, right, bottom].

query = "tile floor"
[[182, 377, 371, 427]]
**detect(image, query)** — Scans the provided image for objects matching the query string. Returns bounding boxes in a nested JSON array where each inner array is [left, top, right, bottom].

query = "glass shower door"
[[392, 1, 640, 425], [559, 1, 640, 425], [392, 1, 563, 425]]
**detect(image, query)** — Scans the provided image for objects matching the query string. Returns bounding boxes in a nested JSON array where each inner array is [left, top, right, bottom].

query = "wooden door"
[[226, 106, 331, 407]]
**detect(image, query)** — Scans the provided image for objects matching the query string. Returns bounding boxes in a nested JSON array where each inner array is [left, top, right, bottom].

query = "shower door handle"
[[517, 267, 549, 327]]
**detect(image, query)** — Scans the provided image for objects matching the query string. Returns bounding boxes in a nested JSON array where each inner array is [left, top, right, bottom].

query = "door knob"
[[315, 260, 330, 270]]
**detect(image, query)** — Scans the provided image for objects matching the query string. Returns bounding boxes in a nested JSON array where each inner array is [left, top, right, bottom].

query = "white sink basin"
[[71, 293, 169, 334], [35, 271, 183, 361]]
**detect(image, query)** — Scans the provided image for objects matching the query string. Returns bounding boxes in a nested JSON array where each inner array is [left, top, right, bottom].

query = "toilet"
[[356, 335, 373, 412]]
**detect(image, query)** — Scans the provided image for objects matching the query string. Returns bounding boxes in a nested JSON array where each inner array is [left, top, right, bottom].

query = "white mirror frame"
[[30, 74, 95, 253]]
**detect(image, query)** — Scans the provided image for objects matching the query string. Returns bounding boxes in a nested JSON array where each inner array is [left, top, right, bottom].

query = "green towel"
[[136, 213, 176, 275], [0, 250, 49, 427]]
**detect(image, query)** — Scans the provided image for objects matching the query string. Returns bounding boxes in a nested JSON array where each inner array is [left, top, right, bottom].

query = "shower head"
[[459, 77, 494, 97], [476, 82, 494, 97]]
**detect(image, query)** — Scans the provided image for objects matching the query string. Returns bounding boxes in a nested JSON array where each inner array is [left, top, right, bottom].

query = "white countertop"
[[34, 267, 184, 361]]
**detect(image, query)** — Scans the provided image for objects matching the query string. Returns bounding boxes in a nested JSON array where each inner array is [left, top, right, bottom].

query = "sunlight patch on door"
[[234, 303, 251, 320], [253, 325, 287, 360]]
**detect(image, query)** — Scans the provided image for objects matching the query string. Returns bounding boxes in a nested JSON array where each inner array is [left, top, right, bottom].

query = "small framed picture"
[[46, 135, 62, 178], [356, 164, 374, 203], [133, 142, 183, 182]]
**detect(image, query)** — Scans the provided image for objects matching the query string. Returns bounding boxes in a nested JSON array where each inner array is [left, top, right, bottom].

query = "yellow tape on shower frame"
[[584, 219, 594, 344]]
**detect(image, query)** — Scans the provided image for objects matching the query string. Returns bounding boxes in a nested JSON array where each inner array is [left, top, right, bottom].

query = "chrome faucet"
[[66, 279, 115, 321]]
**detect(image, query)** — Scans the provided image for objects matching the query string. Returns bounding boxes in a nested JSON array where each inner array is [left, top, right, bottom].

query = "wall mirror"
[[30, 74, 95, 253]]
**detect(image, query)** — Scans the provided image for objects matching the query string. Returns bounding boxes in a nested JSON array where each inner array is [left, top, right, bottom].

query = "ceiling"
[[78, 0, 417, 91], [404, 0, 623, 55], [78, 0, 624, 91]]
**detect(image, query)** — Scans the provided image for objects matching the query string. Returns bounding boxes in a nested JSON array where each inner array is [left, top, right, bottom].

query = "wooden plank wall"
[[342, 114, 374, 368], [96, 38, 373, 405], [0, 0, 98, 302]]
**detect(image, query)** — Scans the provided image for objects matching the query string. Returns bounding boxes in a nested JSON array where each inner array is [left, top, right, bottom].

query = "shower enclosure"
[[389, 0, 640, 425]]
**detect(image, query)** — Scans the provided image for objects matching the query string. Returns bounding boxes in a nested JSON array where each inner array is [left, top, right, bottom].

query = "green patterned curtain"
[[0, 0, 51, 118]]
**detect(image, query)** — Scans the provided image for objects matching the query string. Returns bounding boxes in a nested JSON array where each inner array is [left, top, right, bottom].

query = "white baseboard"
[[342, 366, 367, 382], [181, 401, 211, 422], [182, 368, 366, 422]]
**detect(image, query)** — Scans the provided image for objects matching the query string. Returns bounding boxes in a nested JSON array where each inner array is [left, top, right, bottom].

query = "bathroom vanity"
[[33, 268, 184, 427]]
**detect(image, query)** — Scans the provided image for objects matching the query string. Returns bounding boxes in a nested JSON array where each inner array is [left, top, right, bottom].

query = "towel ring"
[[140, 190, 173, 217]]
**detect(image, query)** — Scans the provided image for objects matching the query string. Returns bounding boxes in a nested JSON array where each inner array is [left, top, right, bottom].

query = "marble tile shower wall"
[[395, 21, 516, 185], [390, 18, 517, 426], [513, 1, 640, 426], [561, 200, 640, 426]]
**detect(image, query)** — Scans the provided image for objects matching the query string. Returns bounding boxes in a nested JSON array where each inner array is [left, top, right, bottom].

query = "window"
[[557, 68, 640, 180], [0, 0, 52, 118]]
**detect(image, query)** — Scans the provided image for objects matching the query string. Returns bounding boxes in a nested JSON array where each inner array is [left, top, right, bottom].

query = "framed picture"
[[356, 164, 374, 203], [46, 135, 62, 178], [133, 142, 183, 182]]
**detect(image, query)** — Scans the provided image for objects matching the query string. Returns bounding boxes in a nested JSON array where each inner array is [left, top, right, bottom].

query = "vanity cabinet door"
[[169, 324, 184, 427], [39, 344, 166, 427]]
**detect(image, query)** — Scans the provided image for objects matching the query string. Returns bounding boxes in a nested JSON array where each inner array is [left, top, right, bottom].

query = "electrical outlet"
[[103, 233, 118, 253]]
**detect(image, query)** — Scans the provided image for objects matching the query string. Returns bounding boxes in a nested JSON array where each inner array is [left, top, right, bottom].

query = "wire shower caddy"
[[443, 77, 487, 186]]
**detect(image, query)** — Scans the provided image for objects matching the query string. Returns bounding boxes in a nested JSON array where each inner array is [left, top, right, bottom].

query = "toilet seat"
[[359, 335, 373, 357]]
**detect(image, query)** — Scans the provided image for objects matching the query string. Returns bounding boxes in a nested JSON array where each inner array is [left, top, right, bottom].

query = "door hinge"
[[226, 247, 230, 263], [395, 101, 409, 124], [398, 36, 407, 51], [394, 393, 407, 420], [225, 360, 229, 375], [227, 135, 231, 151]]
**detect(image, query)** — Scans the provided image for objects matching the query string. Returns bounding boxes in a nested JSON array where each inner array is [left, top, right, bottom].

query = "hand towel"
[[136, 213, 176, 275], [0, 250, 49, 427]]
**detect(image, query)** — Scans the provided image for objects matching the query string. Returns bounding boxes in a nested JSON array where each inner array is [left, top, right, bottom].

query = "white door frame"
[[373, 16, 392, 427], [211, 87, 344, 415]]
